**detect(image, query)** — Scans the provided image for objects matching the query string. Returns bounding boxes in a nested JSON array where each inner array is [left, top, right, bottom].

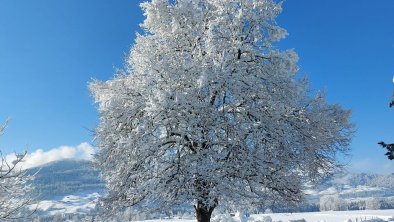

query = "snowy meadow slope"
[[26, 159, 104, 219]]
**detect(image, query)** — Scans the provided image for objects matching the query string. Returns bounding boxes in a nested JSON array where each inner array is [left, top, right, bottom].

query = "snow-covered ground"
[[132, 210, 394, 222], [30, 192, 100, 215], [260, 210, 394, 222]]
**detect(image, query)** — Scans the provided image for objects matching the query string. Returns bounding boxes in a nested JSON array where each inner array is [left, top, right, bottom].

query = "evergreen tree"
[[378, 78, 394, 160]]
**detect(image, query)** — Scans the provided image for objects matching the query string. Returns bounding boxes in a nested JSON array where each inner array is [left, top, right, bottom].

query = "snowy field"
[[259, 210, 394, 222], [30, 192, 100, 215], [133, 210, 394, 222]]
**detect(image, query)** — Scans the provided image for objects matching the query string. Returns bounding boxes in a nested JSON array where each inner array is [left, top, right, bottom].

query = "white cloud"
[[6, 142, 96, 169], [76, 142, 95, 159]]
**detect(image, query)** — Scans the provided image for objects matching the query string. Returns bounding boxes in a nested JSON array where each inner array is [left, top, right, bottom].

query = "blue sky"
[[0, 0, 393, 173]]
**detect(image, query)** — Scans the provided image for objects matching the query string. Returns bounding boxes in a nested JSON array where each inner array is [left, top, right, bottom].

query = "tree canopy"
[[90, 1, 354, 221]]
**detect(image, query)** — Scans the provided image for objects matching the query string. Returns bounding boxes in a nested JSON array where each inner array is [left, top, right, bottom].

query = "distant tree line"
[[319, 195, 394, 211]]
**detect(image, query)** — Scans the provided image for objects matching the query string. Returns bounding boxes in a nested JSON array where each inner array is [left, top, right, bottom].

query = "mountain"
[[314, 173, 394, 199], [27, 159, 105, 200], [22, 159, 105, 220]]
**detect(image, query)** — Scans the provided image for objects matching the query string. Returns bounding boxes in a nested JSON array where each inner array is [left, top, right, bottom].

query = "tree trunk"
[[195, 204, 215, 222], [194, 177, 217, 222]]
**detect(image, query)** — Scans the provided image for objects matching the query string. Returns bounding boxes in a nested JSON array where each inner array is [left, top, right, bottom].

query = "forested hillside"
[[27, 159, 104, 200]]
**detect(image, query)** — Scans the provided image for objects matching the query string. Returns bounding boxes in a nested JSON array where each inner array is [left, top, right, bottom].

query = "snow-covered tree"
[[90, 0, 354, 221], [365, 197, 381, 210], [319, 195, 342, 211], [0, 122, 34, 219]]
